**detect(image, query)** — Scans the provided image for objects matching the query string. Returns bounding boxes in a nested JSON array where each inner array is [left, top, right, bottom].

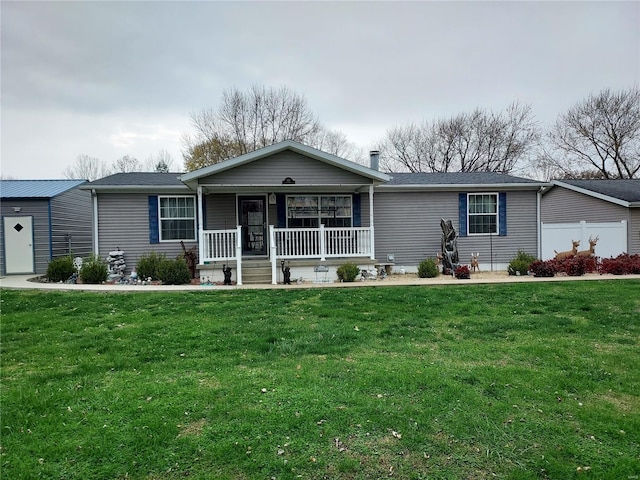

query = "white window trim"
[[467, 192, 499, 236], [286, 194, 352, 228], [158, 195, 197, 242]]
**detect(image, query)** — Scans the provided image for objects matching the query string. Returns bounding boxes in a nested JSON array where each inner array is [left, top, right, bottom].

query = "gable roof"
[[180, 140, 390, 187], [380, 172, 548, 190], [548, 179, 640, 207], [1, 179, 86, 198], [81, 172, 189, 192]]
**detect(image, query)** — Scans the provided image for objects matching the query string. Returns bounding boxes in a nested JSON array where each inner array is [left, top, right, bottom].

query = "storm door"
[[238, 196, 267, 255]]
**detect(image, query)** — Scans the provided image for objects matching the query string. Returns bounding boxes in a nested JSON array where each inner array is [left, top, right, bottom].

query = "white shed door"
[[4, 216, 35, 274]]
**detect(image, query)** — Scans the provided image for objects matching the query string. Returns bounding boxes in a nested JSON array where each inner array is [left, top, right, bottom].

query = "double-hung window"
[[159, 196, 196, 241], [468, 193, 498, 235]]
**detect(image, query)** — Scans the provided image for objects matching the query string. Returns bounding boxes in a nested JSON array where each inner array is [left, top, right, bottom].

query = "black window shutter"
[[149, 196, 159, 244], [352, 194, 361, 227], [498, 192, 507, 236], [276, 194, 286, 227], [458, 193, 467, 237]]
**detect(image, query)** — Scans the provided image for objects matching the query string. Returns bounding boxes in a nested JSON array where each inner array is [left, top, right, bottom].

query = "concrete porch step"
[[241, 260, 272, 284]]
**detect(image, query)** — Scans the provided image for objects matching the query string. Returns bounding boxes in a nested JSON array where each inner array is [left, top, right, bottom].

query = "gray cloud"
[[2, 1, 638, 178]]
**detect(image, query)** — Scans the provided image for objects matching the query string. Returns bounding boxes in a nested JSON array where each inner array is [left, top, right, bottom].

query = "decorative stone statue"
[[440, 219, 459, 274]]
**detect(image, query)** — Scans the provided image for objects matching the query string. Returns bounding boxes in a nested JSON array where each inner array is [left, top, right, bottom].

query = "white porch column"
[[197, 186, 204, 264], [319, 223, 326, 261], [369, 185, 375, 260], [270, 225, 277, 284], [235, 225, 243, 285]]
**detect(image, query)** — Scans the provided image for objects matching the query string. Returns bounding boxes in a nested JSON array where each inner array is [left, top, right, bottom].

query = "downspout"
[[537, 188, 542, 260], [48, 199, 53, 260], [92, 189, 99, 255]]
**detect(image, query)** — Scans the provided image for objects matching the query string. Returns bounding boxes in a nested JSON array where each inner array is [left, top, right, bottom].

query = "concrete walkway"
[[2, 272, 639, 292]]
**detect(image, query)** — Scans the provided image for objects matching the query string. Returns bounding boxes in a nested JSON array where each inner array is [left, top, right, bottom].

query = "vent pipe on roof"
[[369, 150, 380, 171]]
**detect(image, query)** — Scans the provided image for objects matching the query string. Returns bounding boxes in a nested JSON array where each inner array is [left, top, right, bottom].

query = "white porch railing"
[[200, 225, 373, 285], [270, 225, 372, 259], [201, 226, 243, 285]]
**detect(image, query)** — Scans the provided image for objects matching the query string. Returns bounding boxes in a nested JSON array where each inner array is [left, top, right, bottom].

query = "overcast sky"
[[1, 1, 638, 179]]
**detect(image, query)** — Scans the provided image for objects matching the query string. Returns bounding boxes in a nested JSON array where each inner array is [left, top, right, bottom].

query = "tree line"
[[65, 85, 640, 181]]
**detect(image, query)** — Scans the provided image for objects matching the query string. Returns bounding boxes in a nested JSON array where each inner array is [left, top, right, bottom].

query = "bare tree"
[[184, 85, 323, 170], [142, 149, 179, 172], [113, 155, 141, 173], [380, 102, 540, 174], [62, 154, 112, 181], [541, 86, 640, 179]]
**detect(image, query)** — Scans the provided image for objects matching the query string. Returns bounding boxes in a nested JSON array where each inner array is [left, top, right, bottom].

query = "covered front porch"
[[179, 141, 391, 284], [198, 224, 375, 284]]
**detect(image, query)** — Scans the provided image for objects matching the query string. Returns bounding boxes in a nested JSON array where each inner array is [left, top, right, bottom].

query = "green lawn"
[[1, 281, 639, 479]]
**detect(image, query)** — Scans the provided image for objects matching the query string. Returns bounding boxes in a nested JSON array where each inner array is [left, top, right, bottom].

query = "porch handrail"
[[200, 227, 243, 285], [271, 225, 372, 260], [201, 229, 237, 261]]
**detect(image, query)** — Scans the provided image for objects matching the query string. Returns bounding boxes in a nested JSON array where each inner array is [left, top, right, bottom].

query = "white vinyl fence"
[[541, 220, 627, 260]]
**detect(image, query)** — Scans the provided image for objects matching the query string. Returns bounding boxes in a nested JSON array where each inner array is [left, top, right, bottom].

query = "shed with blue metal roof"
[[1, 180, 93, 275]]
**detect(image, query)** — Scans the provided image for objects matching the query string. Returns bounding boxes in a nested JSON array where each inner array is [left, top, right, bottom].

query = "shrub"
[[454, 265, 471, 279], [562, 256, 588, 276], [529, 259, 556, 278], [136, 251, 165, 280], [80, 254, 108, 284], [600, 254, 640, 275], [508, 250, 537, 276], [336, 262, 360, 282], [46, 256, 76, 282], [417, 258, 439, 278], [156, 258, 191, 285]]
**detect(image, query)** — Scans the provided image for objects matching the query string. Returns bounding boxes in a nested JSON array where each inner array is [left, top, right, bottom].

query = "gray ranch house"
[[83, 141, 549, 284], [1, 180, 93, 275], [541, 179, 640, 259]]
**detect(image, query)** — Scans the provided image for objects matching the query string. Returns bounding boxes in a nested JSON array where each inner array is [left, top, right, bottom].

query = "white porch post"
[[319, 223, 326, 261], [235, 225, 243, 285], [197, 186, 204, 264], [369, 185, 375, 260], [270, 225, 277, 284]]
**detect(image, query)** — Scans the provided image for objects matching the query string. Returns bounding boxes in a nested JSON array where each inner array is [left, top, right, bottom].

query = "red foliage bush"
[[454, 265, 471, 279], [600, 254, 640, 275], [530, 260, 557, 277]]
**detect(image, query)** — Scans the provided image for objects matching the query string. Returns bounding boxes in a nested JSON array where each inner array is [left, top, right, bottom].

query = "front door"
[[3, 216, 35, 274], [238, 196, 267, 255]]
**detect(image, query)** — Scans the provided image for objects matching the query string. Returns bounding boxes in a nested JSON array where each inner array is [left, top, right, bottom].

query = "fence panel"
[[541, 221, 627, 260]]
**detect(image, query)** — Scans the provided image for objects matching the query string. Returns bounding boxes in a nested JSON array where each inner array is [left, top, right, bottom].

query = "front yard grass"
[[1, 280, 639, 479]]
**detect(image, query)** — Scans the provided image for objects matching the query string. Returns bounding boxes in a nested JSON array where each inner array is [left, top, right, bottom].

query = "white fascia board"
[[180, 140, 390, 183], [550, 180, 631, 208], [81, 185, 192, 194], [377, 182, 550, 192]]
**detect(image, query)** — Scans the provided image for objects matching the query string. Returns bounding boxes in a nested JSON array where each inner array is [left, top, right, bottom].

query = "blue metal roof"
[[0, 180, 87, 199]]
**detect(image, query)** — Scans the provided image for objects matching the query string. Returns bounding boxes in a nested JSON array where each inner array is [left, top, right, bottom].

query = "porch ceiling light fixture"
[[282, 177, 295, 184]]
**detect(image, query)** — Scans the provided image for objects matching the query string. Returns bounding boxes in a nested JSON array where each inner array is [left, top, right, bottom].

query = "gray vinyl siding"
[[541, 186, 638, 254], [373, 190, 538, 267], [199, 151, 371, 185], [0, 199, 50, 274], [541, 187, 629, 223], [630, 209, 640, 254], [97, 193, 197, 274], [50, 187, 93, 259]]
